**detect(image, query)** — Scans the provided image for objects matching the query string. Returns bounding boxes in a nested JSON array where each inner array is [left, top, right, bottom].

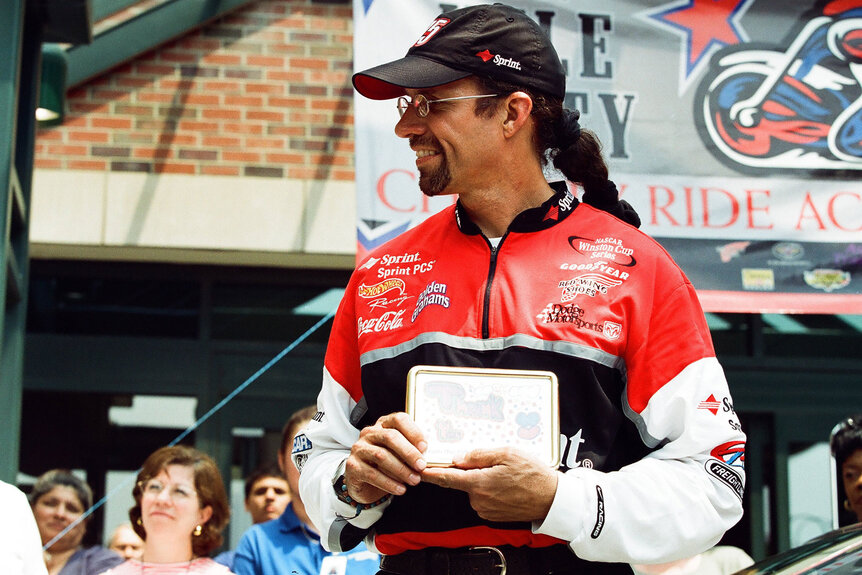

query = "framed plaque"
[[406, 365, 560, 467]]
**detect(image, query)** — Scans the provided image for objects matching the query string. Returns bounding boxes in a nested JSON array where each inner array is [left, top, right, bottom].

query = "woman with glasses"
[[30, 470, 123, 575], [832, 415, 862, 524], [101, 445, 233, 574]]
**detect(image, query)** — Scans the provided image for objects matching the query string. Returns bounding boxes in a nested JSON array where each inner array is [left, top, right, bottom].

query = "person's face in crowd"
[[32, 485, 88, 551], [245, 475, 290, 524], [395, 77, 500, 198], [140, 464, 212, 540], [842, 448, 862, 521], [108, 524, 145, 560]]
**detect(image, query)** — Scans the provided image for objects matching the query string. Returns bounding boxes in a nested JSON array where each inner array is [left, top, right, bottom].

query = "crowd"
[[5, 405, 377, 575], [4, 409, 858, 575]]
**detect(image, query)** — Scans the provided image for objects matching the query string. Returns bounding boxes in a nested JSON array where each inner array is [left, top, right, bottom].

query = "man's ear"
[[501, 91, 533, 138]]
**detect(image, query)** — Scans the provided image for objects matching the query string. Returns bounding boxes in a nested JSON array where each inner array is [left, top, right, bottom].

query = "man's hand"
[[421, 448, 558, 522], [343, 412, 428, 504]]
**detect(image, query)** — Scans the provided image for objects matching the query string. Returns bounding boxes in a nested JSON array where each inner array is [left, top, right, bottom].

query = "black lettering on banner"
[[579, 13, 613, 78], [591, 485, 605, 539]]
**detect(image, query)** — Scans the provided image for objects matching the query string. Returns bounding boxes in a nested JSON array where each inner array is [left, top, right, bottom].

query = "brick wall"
[[34, 0, 355, 182]]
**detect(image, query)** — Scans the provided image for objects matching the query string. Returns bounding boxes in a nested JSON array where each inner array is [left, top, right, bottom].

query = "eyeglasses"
[[139, 479, 197, 501], [396, 93, 499, 118]]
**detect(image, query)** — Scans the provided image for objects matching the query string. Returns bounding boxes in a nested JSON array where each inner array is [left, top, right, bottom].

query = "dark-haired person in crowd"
[[214, 463, 290, 568], [100, 445, 233, 574], [832, 414, 862, 523], [293, 4, 745, 575], [30, 470, 123, 575], [2, 479, 48, 575], [233, 405, 378, 575]]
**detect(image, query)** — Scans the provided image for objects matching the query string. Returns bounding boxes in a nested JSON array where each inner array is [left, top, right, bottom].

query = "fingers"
[[343, 412, 428, 503]]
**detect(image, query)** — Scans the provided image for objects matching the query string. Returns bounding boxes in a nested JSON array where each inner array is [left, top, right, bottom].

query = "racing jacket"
[[294, 184, 746, 567]]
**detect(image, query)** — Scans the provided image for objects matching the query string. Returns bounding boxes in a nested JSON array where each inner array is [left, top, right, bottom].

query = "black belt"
[[378, 544, 579, 575]]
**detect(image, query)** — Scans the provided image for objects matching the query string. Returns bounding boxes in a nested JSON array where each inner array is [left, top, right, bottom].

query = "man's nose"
[[394, 106, 426, 139]]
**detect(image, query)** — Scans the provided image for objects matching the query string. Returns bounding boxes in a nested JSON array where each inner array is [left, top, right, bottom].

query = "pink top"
[[100, 558, 233, 574]]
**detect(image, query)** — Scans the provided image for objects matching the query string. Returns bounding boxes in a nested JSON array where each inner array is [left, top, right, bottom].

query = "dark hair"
[[280, 405, 318, 456], [475, 76, 640, 228], [243, 462, 285, 500], [30, 469, 93, 515], [832, 415, 862, 470], [129, 445, 230, 557]]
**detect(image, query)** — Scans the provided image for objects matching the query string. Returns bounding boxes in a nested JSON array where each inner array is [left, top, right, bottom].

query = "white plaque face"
[[406, 365, 560, 467]]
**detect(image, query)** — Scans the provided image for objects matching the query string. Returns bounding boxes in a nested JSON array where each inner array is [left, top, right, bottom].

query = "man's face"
[[245, 475, 290, 524], [394, 77, 499, 198]]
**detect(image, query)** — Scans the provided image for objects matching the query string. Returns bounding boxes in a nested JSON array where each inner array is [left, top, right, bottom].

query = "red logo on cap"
[[476, 49, 494, 62], [414, 18, 450, 47]]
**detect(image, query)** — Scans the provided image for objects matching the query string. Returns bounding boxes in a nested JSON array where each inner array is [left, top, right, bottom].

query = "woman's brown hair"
[[129, 445, 230, 557]]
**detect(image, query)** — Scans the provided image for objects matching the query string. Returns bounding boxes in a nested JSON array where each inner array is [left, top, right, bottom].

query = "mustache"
[[409, 135, 441, 150]]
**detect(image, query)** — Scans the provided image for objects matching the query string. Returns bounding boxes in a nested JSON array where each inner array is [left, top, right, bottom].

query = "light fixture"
[[36, 44, 67, 126]]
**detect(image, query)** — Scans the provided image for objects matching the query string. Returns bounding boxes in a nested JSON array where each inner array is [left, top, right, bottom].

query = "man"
[[233, 406, 378, 575], [243, 463, 291, 525], [293, 4, 746, 575], [106, 523, 144, 561], [214, 463, 290, 568]]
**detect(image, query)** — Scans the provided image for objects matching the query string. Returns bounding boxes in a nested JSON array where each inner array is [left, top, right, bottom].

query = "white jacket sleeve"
[[534, 357, 745, 564], [293, 366, 393, 553]]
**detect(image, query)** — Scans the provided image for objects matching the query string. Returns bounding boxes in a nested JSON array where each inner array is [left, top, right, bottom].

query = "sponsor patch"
[[412, 280, 451, 322], [711, 441, 745, 469], [558, 273, 623, 301], [716, 241, 750, 263], [771, 242, 804, 261], [536, 303, 604, 334], [591, 485, 605, 539], [567, 235, 636, 266], [803, 268, 851, 292], [741, 268, 774, 291], [603, 321, 622, 340], [705, 459, 744, 501], [358, 309, 406, 336], [698, 394, 721, 415], [292, 433, 312, 472], [358, 279, 405, 298]]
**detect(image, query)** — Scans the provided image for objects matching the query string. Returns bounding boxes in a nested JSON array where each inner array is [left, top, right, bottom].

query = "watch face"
[[406, 365, 560, 467]]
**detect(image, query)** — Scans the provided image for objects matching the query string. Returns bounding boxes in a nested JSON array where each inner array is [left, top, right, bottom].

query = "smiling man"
[[294, 4, 746, 575]]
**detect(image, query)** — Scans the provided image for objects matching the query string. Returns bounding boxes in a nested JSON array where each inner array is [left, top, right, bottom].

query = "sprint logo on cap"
[[476, 49, 522, 70]]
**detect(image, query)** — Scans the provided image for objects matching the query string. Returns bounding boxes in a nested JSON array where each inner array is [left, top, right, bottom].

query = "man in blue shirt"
[[233, 406, 379, 575]]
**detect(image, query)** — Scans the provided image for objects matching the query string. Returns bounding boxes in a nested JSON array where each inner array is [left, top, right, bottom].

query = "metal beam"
[[66, 0, 257, 88]]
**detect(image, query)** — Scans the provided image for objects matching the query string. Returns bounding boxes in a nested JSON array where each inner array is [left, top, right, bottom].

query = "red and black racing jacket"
[[294, 184, 745, 567]]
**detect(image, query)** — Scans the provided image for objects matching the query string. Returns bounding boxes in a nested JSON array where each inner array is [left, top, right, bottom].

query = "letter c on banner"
[[828, 192, 862, 231], [377, 169, 416, 212]]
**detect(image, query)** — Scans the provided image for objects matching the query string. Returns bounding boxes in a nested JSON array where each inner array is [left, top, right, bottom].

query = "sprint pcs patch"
[[292, 433, 312, 472]]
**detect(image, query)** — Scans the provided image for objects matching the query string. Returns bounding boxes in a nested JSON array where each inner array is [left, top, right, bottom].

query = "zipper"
[[481, 234, 505, 339]]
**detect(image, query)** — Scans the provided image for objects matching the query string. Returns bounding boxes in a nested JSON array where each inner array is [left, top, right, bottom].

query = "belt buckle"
[[470, 546, 507, 575]]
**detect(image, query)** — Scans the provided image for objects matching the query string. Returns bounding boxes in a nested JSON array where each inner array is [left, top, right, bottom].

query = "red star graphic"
[[658, 0, 747, 72], [476, 49, 494, 62]]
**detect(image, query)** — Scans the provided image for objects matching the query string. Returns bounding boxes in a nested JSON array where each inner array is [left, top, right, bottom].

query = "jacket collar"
[[454, 181, 578, 236]]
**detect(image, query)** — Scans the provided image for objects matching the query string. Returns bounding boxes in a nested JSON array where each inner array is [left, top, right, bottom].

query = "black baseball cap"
[[353, 3, 566, 100]]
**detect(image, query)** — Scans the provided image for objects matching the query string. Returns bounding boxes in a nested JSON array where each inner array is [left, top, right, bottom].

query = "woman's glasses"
[[396, 93, 499, 118], [139, 479, 196, 501]]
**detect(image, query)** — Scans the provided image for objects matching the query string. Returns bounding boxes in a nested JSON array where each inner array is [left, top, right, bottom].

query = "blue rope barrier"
[[42, 307, 336, 551]]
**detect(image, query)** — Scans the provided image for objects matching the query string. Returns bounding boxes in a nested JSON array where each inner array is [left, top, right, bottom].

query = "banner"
[[353, 0, 862, 313]]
